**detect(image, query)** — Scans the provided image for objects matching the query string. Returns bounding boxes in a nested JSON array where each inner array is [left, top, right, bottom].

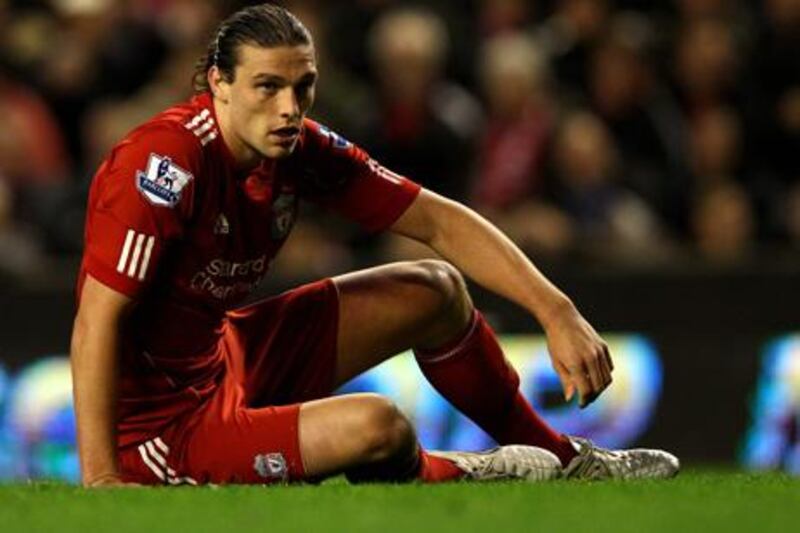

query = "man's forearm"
[[426, 198, 575, 328], [392, 190, 612, 406], [70, 314, 122, 485]]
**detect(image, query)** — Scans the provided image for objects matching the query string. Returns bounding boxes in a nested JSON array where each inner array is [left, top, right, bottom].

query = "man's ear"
[[208, 66, 231, 103]]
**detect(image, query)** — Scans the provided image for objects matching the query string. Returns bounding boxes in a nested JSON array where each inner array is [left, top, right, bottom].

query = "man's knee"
[[355, 394, 416, 463], [407, 260, 471, 319]]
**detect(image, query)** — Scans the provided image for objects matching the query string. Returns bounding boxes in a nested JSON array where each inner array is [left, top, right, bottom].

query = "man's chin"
[[261, 142, 297, 159]]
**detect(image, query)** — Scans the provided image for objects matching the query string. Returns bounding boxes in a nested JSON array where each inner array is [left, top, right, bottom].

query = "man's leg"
[[221, 278, 465, 484], [332, 260, 578, 466], [297, 393, 465, 483], [173, 386, 555, 485], [224, 275, 559, 484]]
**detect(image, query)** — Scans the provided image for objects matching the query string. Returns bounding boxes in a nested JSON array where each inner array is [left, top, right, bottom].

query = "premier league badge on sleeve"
[[137, 153, 194, 207], [317, 124, 352, 149]]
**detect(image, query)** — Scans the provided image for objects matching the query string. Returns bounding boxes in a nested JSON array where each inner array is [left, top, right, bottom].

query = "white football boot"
[[562, 436, 680, 480], [428, 445, 562, 482]]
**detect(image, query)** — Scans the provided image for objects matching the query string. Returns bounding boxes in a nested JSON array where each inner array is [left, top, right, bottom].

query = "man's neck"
[[212, 97, 263, 172]]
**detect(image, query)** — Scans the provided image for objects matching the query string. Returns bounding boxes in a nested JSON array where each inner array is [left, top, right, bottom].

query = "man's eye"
[[258, 83, 279, 93]]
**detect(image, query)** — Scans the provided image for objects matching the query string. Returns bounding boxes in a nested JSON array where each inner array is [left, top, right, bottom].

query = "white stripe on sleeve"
[[137, 235, 155, 281], [116, 229, 135, 273], [126, 233, 146, 277]]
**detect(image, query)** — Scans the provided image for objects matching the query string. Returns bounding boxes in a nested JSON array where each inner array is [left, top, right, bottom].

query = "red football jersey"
[[77, 92, 421, 446]]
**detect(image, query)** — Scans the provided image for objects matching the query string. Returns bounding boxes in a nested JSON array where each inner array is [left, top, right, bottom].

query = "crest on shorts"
[[271, 193, 297, 239], [253, 453, 288, 481], [136, 153, 193, 207]]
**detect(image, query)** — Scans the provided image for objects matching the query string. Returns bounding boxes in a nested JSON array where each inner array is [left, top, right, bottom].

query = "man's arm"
[[70, 274, 136, 487], [390, 189, 613, 407]]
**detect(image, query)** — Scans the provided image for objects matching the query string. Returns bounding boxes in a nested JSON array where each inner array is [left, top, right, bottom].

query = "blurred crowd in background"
[[0, 0, 798, 285]]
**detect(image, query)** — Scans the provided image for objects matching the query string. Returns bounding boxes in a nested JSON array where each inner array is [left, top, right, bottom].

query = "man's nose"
[[278, 87, 300, 119]]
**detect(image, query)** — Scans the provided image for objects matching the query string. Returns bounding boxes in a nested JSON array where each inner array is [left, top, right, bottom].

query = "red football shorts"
[[118, 279, 340, 485]]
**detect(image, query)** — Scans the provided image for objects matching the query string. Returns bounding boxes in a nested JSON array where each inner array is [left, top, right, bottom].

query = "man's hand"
[[543, 304, 613, 408], [84, 473, 141, 489]]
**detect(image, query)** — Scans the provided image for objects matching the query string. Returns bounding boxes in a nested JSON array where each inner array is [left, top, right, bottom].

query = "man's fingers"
[[580, 391, 599, 408], [553, 343, 614, 406], [599, 347, 613, 387], [586, 353, 606, 393], [554, 363, 575, 401], [604, 343, 614, 372], [565, 381, 576, 402], [568, 364, 594, 408]]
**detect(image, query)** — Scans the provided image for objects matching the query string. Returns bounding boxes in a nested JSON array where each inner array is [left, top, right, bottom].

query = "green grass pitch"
[[1, 471, 799, 533]]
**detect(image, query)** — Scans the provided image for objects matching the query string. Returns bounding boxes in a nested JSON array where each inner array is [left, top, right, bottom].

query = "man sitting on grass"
[[71, 3, 678, 487]]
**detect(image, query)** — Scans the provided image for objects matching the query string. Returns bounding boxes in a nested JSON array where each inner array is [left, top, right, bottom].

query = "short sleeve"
[[289, 119, 421, 232], [82, 124, 202, 297]]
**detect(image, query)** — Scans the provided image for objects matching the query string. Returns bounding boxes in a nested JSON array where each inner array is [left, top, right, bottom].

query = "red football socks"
[[415, 311, 578, 467], [345, 445, 465, 483], [416, 450, 465, 482]]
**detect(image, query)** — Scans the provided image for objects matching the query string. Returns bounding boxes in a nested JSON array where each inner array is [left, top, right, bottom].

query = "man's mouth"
[[270, 126, 301, 140]]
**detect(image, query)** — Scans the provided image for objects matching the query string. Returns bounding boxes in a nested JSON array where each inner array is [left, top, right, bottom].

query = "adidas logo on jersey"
[[117, 229, 155, 281], [214, 213, 230, 235], [367, 158, 404, 185], [185, 108, 218, 146]]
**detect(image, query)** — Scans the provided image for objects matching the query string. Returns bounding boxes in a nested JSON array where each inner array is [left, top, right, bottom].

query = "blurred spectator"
[[29, 1, 168, 169], [745, 0, 800, 239], [81, 0, 220, 168], [0, 67, 75, 250], [81, 45, 201, 169], [287, 0, 375, 137], [478, 0, 533, 36], [536, 0, 611, 97], [0, 73, 70, 188], [589, 12, 689, 232], [549, 111, 670, 262], [0, 0, 798, 280], [474, 33, 553, 210], [1, 8, 58, 75], [673, 0, 742, 21], [686, 107, 758, 260], [363, 7, 482, 201], [687, 106, 743, 186], [691, 181, 755, 262], [31, 3, 107, 164], [471, 32, 573, 256], [0, 180, 47, 283], [674, 17, 741, 114], [324, 0, 398, 81]]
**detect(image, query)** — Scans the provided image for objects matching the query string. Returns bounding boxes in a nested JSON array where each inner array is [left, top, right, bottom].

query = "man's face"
[[215, 43, 317, 160]]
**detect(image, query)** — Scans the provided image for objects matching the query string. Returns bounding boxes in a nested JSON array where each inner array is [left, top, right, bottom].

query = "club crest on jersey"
[[317, 124, 351, 149], [271, 193, 297, 239], [253, 453, 288, 481], [136, 153, 193, 207], [213, 213, 230, 235]]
